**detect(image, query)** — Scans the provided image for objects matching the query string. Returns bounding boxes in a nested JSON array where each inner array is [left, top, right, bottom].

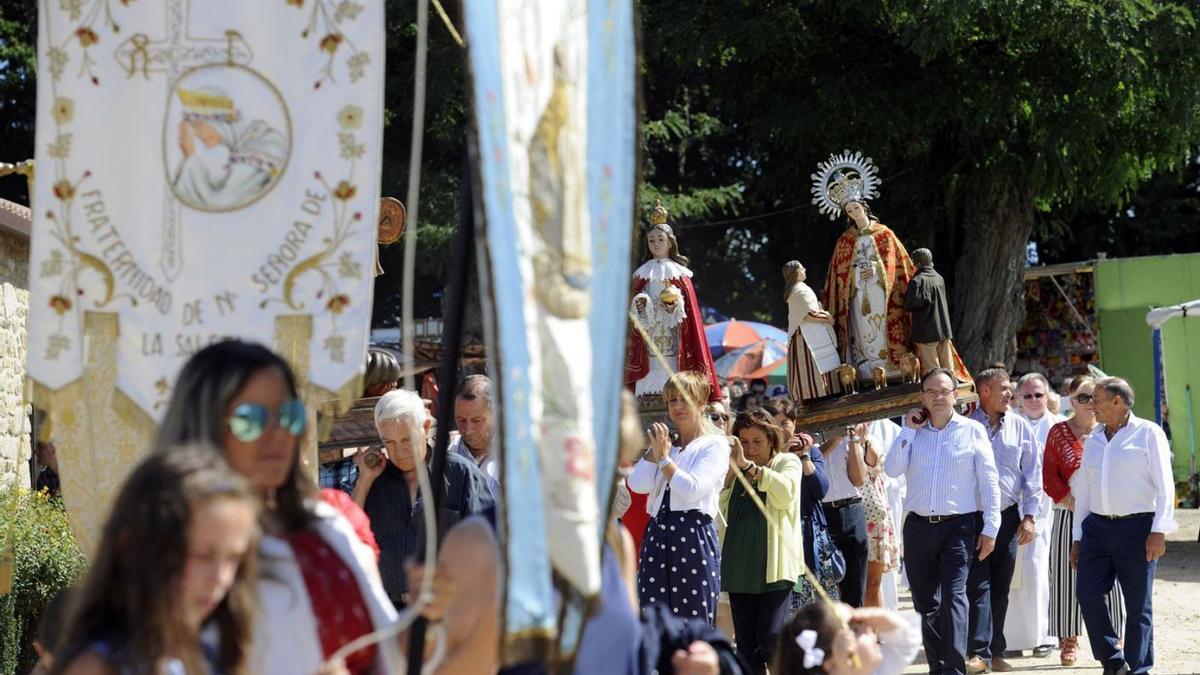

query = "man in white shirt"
[[1070, 377, 1176, 675], [450, 374, 499, 492], [820, 424, 870, 607], [884, 368, 1001, 675]]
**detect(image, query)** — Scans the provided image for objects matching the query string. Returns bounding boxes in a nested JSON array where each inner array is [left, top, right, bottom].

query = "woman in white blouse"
[[628, 370, 731, 627]]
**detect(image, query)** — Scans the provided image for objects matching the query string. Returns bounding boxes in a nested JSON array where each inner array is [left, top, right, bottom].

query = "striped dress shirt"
[[968, 408, 1043, 518], [883, 413, 1002, 538]]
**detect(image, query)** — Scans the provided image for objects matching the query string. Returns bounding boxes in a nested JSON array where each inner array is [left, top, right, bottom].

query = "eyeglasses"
[[922, 388, 955, 398], [1022, 392, 1045, 400], [709, 413, 729, 423], [1073, 393, 1093, 404], [229, 399, 307, 442]]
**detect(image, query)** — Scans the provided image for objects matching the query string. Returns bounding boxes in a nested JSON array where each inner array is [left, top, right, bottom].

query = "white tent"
[[1145, 299, 1200, 330]]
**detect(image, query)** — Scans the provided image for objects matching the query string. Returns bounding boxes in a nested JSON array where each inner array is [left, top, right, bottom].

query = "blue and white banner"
[[463, 0, 637, 662]]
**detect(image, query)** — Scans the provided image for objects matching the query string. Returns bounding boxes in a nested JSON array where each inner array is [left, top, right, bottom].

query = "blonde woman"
[[628, 371, 731, 627]]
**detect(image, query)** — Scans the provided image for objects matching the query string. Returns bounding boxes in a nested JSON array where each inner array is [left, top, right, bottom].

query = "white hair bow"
[[796, 629, 826, 668]]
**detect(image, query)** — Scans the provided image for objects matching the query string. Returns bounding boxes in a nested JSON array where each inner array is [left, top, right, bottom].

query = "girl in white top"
[[628, 371, 731, 626]]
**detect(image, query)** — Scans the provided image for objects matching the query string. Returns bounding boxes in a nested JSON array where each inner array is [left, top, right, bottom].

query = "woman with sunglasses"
[[1042, 375, 1125, 667], [719, 409, 805, 672], [155, 340, 406, 674]]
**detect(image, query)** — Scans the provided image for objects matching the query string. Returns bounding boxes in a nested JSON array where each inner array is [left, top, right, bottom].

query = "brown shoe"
[[966, 656, 990, 673], [991, 656, 1014, 672], [1061, 637, 1078, 666]]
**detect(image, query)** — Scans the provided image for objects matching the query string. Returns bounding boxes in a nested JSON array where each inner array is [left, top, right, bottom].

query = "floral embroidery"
[[260, 106, 369, 363], [298, 0, 370, 88]]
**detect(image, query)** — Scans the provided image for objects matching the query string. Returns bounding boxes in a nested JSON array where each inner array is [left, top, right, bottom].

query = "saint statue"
[[810, 151, 914, 380], [172, 86, 288, 211], [624, 202, 721, 401], [905, 248, 954, 371], [783, 260, 840, 404]]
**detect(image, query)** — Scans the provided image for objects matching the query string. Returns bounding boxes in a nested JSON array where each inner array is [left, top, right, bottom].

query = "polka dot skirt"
[[637, 485, 721, 627]]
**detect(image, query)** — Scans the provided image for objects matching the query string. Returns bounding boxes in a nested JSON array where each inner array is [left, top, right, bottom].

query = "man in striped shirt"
[[885, 368, 1002, 675], [965, 368, 1042, 673]]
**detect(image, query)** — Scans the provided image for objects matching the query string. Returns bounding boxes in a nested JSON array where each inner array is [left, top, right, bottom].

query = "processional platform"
[[636, 380, 978, 438]]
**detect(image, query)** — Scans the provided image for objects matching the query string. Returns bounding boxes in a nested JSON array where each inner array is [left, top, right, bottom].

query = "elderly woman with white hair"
[[352, 388, 495, 608]]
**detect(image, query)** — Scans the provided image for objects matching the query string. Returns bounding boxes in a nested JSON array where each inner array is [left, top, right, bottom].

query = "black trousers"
[[824, 500, 868, 607], [728, 587, 793, 674], [967, 504, 1020, 662], [904, 512, 981, 675]]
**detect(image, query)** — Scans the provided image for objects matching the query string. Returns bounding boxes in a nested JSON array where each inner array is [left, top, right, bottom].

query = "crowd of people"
[[26, 338, 1176, 675]]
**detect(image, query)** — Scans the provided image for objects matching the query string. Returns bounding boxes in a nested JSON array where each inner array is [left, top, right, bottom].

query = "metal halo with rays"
[[809, 149, 881, 221]]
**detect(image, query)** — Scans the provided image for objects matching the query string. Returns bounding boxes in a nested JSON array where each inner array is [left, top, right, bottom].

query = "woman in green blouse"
[[721, 409, 806, 673]]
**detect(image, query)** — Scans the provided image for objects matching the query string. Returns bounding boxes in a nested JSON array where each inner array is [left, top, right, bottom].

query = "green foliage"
[[638, 0, 1200, 331], [372, 0, 468, 326], [0, 488, 86, 675]]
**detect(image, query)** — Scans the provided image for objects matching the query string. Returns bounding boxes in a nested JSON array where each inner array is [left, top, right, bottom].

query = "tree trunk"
[[941, 171, 1034, 372]]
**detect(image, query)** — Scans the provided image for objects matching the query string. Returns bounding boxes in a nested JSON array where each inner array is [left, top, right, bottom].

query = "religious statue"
[[782, 260, 840, 405], [904, 248, 958, 373], [624, 201, 721, 402], [811, 151, 916, 381]]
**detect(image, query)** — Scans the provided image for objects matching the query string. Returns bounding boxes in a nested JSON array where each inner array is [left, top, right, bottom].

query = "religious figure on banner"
[[624, 201, 721, 401], [529, 50, 591, 320], [811, 151, 915, 381], [782, 260, 840, 405], [169, 83, 289, 212]]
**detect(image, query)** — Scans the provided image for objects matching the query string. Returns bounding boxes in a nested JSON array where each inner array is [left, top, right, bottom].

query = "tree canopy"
[[3, 1, 1200, 369], [638, 0, 1200, 367]]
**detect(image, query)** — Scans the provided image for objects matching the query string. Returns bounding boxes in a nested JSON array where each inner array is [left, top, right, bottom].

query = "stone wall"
[[0, 228, 30, 488]]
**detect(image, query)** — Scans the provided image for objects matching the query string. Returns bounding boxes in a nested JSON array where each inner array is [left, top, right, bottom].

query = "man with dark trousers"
[[965, 368, 1042, 673], [1072, 378, 1176, 675], [885, 368, 1001, 675], [819, 423, 870, 607]]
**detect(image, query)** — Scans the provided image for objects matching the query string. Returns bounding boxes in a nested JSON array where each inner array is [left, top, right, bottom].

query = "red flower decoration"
[[49, 296, 72, 315], [319, 33, 343, 54], [75, 27, 99, 47], [326, 294, 351, 314]]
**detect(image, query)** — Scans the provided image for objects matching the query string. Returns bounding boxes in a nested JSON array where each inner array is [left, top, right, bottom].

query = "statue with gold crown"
[[624, 201, 721, 401], [813, 151, 916, 383], [812, 151, 972, 384]]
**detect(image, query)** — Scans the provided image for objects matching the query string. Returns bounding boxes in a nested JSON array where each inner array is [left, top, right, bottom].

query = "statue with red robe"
[[811, 151, 971, 383], [624, 201, 721, 402]]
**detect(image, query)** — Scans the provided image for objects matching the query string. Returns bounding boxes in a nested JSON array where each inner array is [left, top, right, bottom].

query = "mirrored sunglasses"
[[229, 399, 307, 442]]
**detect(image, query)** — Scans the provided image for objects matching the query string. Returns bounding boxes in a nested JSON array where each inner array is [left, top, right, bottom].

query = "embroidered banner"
[[464, 0, 637, 662], [29, 0, 384, 549]]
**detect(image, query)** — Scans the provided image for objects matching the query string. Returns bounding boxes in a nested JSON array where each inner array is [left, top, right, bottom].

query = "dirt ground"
[[901, 508, 1200, 675]]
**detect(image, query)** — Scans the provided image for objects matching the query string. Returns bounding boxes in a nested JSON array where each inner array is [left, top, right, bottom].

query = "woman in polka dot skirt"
[[720, 409, 806, 673], [628, 371, 731, 627]]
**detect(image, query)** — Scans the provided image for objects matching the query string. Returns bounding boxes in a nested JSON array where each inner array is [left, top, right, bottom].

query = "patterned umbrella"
[[744, 357, 787, 385], [705, 319, 788, 360], [713, 339, 787, 380]]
